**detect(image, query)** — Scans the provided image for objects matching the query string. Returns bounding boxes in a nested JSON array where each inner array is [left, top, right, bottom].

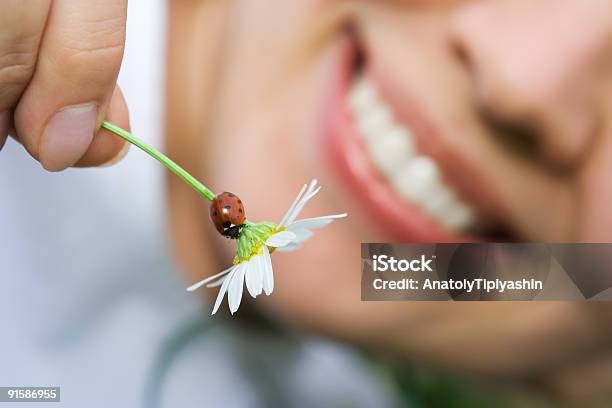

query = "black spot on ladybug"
[[223, 205, 231, 210], [228, 193, 235, 197], [237, 200, 242, 204], [238, 208, 243, 213], [222, 221, 231, 228], [212, 211, 217, 217]]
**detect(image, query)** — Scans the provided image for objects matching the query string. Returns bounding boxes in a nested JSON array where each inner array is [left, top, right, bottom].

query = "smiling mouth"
[[347, 76, 476, 232], [321, 35, 513, 242]]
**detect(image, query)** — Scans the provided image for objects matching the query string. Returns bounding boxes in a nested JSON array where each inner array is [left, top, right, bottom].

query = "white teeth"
[[348, 77, 378, 114], [357, 105, 393, 141], [347, 77, 477, 232], [440, 203, 475, 231], [423, 187, 455, 218], [366, 127, 415, 176], [391, 156, 439, 201]]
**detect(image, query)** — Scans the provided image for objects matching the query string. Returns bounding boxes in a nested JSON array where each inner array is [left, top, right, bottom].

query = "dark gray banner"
[[0, 387, 60, 403], [361, 243, 612, 301]]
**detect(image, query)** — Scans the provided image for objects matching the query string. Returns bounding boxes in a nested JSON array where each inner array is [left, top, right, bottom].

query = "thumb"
[[14, 0, 128, 171], [75, 86, 130, 167]]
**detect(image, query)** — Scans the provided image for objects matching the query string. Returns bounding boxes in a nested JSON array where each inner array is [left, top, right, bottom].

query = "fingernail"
[[100, 140, 131, 167], [0, 111, 9, 151], [40, 104, 97, 171]]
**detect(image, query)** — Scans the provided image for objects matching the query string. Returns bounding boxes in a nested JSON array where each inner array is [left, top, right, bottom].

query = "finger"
[[75, 86, 130, 167], [0, 0, 50, 152], [14, 0, 128, 171], [0, 1, 51, 112]]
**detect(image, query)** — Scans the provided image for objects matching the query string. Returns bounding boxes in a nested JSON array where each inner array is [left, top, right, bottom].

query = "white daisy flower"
[[95, 125, 345, 315], [186, 179, 347, 315]]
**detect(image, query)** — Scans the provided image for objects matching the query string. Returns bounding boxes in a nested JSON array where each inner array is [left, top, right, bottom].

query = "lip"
[[319, 36, 475, 242]]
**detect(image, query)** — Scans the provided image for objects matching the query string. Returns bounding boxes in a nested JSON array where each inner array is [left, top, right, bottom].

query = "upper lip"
[[320, 34, 515, 241]]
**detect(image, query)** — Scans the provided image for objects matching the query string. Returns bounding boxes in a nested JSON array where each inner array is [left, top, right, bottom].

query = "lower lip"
[[318, 37, 472, 242]]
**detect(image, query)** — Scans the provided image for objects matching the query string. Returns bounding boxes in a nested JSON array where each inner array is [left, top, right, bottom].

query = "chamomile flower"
[[186, 179, 347, 315], [97, 123, 345, 316]]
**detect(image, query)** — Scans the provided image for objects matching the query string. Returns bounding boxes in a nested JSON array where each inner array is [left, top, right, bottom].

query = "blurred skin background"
[[2, 0, 612, 407], [167, 0, 612, 405]]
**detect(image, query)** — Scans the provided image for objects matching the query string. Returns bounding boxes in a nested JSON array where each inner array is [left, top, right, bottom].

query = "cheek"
[[268, 230, 362, 324], [206, 58, 333, 220], [263, 218, 398, 339]]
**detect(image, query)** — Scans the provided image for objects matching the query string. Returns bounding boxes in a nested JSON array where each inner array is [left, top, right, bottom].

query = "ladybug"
[[209, 192, 246, 239]]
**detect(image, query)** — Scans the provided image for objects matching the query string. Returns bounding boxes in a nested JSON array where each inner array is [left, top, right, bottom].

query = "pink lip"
[[319, 37, 475, 242]]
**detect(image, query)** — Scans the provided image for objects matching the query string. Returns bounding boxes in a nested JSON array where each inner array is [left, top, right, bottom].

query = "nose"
[[449, 1, 612, 170]]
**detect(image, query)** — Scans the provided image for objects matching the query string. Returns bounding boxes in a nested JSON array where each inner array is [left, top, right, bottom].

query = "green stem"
[[101, 121, 215, 201]]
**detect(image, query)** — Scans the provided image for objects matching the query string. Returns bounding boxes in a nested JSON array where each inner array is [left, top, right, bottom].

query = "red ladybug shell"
[[209, 192, 245, 235]]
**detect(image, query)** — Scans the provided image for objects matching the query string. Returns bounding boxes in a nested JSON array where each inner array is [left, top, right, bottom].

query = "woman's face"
[[167, 0, 612, 381]]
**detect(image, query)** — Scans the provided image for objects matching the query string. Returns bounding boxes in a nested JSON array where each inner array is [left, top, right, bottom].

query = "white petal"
[[187, 265, 234, 292], [280, 214, 347, 247], [286, 183, 321, 226], [228, 263, 247, 314], [245, 255, 263, 298], [211, 266, 237, 315], [265, 230, 297, 248], [261, 246, 274, 295], [287, 213, 348, 231], [275, 242, 301, 252], [206, 277, 226, 288], [287, 228, 314, 243], [279, 183, 308, 227], [206, 267, 238, 288], [280, 179, 320, 227]]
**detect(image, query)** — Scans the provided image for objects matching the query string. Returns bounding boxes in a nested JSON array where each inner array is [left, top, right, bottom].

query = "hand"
[[0, 0, 130, 170]]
